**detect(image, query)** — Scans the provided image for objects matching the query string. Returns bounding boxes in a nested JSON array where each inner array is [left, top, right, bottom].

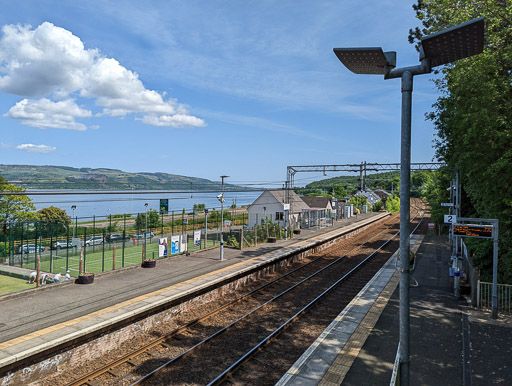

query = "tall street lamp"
[[333, 17, 484, 386], [218, 175, 229, 261]]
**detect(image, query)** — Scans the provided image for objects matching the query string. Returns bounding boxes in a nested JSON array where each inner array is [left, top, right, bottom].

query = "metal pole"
[[220, 179, 225, 261], [492, 221, 499, 319], [399, 70, 413, 386], [454, 171, 460, 297]]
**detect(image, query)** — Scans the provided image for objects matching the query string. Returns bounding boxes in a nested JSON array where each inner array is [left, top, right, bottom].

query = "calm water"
[[29, 190, 261, 219]]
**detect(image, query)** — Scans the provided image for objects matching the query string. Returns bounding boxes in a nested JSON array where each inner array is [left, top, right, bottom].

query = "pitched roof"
[[300, 196, 332, 209], [267, 190, 310, 211]]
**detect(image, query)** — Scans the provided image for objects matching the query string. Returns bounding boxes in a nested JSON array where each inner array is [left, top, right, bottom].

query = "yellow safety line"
[[0, 214, 385, 350]]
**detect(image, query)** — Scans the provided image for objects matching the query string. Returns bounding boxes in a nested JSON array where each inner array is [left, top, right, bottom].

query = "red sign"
[[428, 223, 435, 229]]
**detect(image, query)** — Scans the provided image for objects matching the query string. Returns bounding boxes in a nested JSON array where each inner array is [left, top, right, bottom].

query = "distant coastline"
[[0, 164, 252, 191]]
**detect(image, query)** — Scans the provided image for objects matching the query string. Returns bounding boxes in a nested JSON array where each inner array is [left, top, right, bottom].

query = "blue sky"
[[0, 1, 441, 188]]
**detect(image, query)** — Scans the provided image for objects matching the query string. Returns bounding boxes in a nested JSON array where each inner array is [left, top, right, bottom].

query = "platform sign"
[[283, 204, 290, 211], [453, 224, 493, 239], [441, 202, 454, 207], [444, 214, 457, 225]]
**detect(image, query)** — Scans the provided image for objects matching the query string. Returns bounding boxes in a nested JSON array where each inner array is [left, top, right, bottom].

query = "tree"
[[332, 184, 347, 199], [37, 206, 71, 236], [136, 209, 160, 229], [193, 203, 206, 213], [410, 1, 512, 282], [385, 195, 400, 214], [0, 175, 37, 224]]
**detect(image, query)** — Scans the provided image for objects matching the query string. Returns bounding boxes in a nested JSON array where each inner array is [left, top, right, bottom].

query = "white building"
[[247, 190, 310, 229]]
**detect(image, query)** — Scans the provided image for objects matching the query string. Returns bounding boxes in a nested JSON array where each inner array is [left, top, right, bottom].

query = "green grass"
[[19, 238, 219, 275], [0, 274, 35, 295]]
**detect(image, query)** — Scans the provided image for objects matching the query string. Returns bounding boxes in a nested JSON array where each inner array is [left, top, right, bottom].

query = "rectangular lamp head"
[[421, 17, 484, 67], [333, 47, 396, 75]]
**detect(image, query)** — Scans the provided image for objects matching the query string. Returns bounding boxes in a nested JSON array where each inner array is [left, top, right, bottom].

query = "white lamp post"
[[333, 17, 484, 386], [71, 205, 76, 238], [218, 175, 229, 261]]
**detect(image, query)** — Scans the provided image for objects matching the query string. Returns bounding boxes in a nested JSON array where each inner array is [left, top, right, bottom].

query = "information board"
[[453, 224, 493, 239], [160, 199, 169, 214]]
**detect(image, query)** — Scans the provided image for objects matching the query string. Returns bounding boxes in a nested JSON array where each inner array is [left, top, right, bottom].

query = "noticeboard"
[[160, 199, 169, 214], [453, 224, 493, 239]]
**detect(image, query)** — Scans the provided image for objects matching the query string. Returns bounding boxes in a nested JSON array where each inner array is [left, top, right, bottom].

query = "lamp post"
[[144, 202, 148, 259], [333, 17, 484, 386], [218, 175, 229, 261], [144, 203, 149, 234], [71, 205, 76, 238]]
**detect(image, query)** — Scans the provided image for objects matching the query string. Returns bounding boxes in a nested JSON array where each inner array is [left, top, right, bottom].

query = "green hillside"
[[0, 164, 242, 191]]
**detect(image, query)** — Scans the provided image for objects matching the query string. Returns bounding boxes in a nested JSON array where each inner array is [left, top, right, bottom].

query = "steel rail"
[[68, 214, 399, 385], [208, 209, 424, 385], [132, 206, 423, 385]]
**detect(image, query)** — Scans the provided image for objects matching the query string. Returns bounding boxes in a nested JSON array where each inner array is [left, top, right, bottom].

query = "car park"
[[133, 231, 154, 240], [106, 233, 130, 242], [17, 244, 45, 254]]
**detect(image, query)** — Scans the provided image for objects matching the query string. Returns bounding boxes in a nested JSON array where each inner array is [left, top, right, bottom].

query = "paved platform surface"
[[0, 212, 386, 375], [279, 234, 512, 385]]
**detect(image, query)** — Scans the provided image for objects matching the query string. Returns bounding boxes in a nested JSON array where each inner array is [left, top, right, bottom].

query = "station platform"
[[278, 235, 512, 385], [0, 211, 387, 381]]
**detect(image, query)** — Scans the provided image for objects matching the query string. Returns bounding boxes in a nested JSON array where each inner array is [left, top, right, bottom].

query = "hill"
[[0, 164, 243, 191]]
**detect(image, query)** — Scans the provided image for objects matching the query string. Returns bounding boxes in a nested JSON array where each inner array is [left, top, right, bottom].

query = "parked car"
[[51, 240, 74, 250], [17, 244, 45, 254], [81, 236, 104, 247], [133, 231, 154, 240], [106, 233, 130, 243]]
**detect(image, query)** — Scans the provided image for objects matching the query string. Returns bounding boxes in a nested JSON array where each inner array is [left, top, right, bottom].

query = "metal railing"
[[478, 281, 512, 314]]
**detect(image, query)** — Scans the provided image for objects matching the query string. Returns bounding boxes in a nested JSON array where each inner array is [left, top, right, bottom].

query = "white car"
[[82, 236, 104, 247], [17, 244, 45, 254], [133, 231, 154, 240]]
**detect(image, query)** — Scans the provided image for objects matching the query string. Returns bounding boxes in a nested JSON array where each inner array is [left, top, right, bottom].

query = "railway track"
[[64, 200, 425, 386]]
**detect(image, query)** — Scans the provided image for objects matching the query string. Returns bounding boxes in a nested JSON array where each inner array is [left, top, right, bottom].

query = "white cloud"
[[0, 22, 203, 129], [14, 143, 56, 153], [139, 114, 206, 128], [3, 98, 91, 130]]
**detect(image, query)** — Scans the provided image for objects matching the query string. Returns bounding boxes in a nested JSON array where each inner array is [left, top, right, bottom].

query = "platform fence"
[[477, 281, 512, 314]]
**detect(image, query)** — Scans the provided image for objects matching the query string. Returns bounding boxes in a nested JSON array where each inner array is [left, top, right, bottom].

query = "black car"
[[106, 233, 130, 242]]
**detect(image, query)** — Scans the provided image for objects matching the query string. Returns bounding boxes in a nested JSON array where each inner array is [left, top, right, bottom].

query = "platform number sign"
[[444, 214, 457, 225]]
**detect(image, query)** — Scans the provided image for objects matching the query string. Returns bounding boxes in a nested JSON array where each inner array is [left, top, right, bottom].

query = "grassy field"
[[15, 238, 220, 275], [0, 275, 35, 295]]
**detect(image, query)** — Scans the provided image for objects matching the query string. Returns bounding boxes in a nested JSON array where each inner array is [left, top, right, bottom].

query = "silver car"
[[82, 236, 104, 246]]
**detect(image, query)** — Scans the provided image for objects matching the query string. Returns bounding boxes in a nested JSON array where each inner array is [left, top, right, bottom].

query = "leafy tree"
[[193, 203, 206, 213], [372, 200, 384, 212], [410, 1, 512, 282], [0, 175, 37, 224], [348, 195, 368, 208], [37, 206, 71, 236], [136, 209, 160, 229], [332, 184, 347, 199], [385, 195, 400, 214]]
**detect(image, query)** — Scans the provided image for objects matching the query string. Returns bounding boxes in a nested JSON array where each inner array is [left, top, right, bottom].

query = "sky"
[[0, 0, 442, 189]]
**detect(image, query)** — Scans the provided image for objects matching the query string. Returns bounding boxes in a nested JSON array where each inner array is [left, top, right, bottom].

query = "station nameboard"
[[453, 224, 493, 239]]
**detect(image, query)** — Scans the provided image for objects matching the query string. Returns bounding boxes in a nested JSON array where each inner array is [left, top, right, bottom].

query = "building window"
[[276, 212, 284, 220]]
